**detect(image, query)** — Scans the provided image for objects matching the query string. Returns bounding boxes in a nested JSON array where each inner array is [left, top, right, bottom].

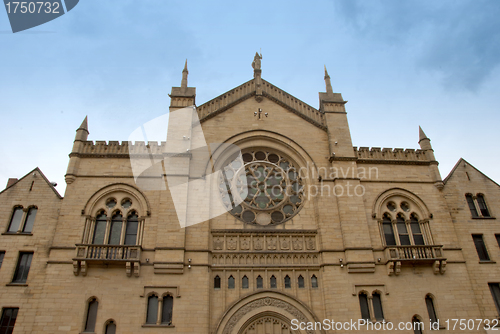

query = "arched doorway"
[[215, 292, 323, 334], [239, 312, 295, 334]]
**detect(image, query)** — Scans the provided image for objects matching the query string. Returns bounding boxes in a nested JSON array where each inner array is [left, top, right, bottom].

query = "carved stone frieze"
[[211, 231, 316, 252]]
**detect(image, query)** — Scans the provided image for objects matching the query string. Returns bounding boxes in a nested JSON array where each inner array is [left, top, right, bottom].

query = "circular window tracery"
[[220, 150, 304, 226]]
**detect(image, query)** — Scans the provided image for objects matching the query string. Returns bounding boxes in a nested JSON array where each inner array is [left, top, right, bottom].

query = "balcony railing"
[[384, 245, 446, 276], [73, 244, 141, 277]]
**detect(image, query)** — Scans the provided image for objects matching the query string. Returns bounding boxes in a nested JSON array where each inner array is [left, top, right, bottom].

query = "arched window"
[[22, 207, 37, 233], [358, 293, 370, 320], [270, 275, 277, 288], [84, 298, 98, 332], [93, 213, 107, 244], [396, 214, 410, 245], [242, 275, 249, 289], [377, 195, 432, 247], [477, 194, 490, 217], [425, 295, 438, 324], [256, 275, 263, 289], [372, 292, 384, 320], [214, 275, 221, 289], [228, 275, 235, 289], [311, 275, 318, 288], [298, 275, 304, 288], [7, 207, 23, 233], [105, 320, 116, 334], [162, 295, 173, 325], [412, 316, 423, 334], [284, 275, 291, 289], [466, 194, 479, 217], [410, 214, 424, 245], [125, 212, 139, 245], [382, 214, 396, 246], [108, 213, 123, 245], [146, 295, 158, 324]]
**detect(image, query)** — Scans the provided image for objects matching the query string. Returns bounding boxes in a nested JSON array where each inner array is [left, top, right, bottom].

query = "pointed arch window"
[[214, 275, 221, 289], [382, 214, 396, 246], [410, 214, 424, 245], [7, 207, 24, 233], [466, 194, 492, 218], [396, 214, 410, 245], [311, 275, 318, 288], [298, 275, 304, 288], [466, 194, 479, 217], [93, 213, 107, 244], [125, 213, 139, 245], [284, 275, 291, 289], [108, 213, 123, 245], [358, 293, 370, 320], [146, 295, 158, 324], [228, 275, 235, 289], [476, 194, 490, 217], [270, 275, 277, 288], [22, 207, 37, 233], [358, 291, 385, 322], [412, 316, 423, 334], [242, 275, 249, 289], [84, 298, 98, 332], [105, 321, 116, 334], [425, 295, 438, 325], [162, 295, 173, 325], [372, 292, 384, 321], [256, 275, 263, 289]]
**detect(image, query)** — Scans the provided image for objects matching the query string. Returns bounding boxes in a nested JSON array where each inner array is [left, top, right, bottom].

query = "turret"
[[169, 60, 196, 111], [418, 126, 444, 189], [319, 66, 353, 158], [65, 116, 89, 184]]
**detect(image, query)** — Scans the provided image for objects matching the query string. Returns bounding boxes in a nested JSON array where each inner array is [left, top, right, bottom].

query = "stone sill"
[[6, 283, 28, 287], [1, 232, 33, 236], [479, 260, 497, 264], [141, 324, 175, 328], [472, 216, 496, 220]]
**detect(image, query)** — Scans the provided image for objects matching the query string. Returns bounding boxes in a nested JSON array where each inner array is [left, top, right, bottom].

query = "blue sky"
[[1, 0, 500, 195]]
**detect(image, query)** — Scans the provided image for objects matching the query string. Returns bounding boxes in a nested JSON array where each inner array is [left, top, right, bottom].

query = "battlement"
[[78, 141, 167, 156], [353, 147, 433, 163]]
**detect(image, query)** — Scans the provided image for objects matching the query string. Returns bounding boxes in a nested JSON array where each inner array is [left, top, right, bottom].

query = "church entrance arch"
[[214, 292, 324, 334]]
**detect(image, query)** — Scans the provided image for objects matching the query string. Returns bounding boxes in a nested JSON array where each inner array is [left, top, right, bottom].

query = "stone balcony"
[[385, 245, 446, 276], [73, 244, 141, 277]]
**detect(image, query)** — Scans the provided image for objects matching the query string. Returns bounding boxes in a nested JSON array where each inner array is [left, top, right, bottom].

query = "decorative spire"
[[77, 116, 88, 133], [75, 116, 89, 141], [181, 59, 188, 88], [324, 65, 333, 94], [418, 126, 429, 143]]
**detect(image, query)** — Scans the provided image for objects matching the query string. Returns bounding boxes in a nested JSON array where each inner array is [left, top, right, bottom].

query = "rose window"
[[219, 150, 304, 225]]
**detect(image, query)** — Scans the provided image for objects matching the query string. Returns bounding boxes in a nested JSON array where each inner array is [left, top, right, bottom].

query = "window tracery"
[[219, 149, 304, 226]]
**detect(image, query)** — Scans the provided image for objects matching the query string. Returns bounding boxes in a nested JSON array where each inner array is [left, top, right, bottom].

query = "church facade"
[[1, 56, 500, 334]]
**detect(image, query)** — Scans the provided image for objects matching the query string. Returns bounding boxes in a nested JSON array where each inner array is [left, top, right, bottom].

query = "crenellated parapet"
[[352, 147, 436, 165]]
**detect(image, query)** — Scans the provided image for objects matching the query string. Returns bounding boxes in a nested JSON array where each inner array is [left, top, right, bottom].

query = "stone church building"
[[1, 55, 500, 333]]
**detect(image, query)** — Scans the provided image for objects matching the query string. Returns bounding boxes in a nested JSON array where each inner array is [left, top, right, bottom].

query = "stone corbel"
[[134, 262, 140, 277], [126, 262, 132, 277], [73, 261, 80, 276], [80, 261, 87, 276]]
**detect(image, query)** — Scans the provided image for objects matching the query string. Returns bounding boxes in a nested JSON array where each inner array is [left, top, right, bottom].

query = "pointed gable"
[[0, 167, 63, 199], [444, 158, 500, 188], [196, 78, 327, 131]]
